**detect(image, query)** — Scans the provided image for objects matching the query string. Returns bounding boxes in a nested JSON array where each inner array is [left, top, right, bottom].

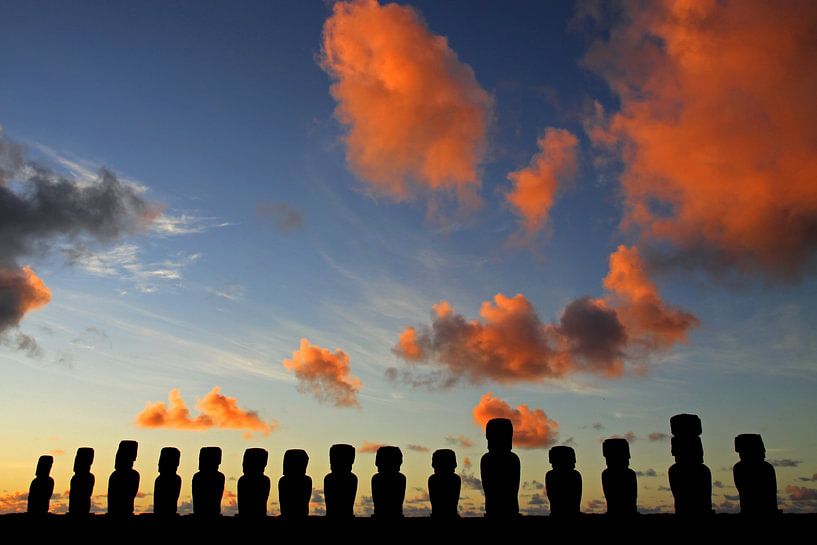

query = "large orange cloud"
[[282, 338, 362, 408], [391, 246, 695, 386], [320, 0, 492, 206], [135, 387, 276, 437], [585, 0, 817, 279], [507, 128, 579, 241], [472, 392, 559, 448]]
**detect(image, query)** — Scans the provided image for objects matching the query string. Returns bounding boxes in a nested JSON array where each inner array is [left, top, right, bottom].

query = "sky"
[[1, 0, 817, 516]]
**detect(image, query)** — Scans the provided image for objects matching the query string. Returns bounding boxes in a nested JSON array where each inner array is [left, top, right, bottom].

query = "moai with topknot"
[[372, 446, 406, 520], [153, 447, 181, 518], [546, 445, 582, 517], [279, 449, 312, 520], [602, 438, 637, 516], [69, 447, 95, 517], [108, 440, 139, 518], [733, 434, 778, 516], [480, 418, 520, 519], [27, 455, 55, 516], [324, 444, 357, 520], [192, 447, 225, 518], [429, 449, 461, 520], [238, 448, 270, 519], [668, 414, 712, 516]]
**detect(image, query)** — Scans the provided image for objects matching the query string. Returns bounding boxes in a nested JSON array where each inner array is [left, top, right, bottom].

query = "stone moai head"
[[74, 447, 94, 474], [36, 455, 54, 478], [432, 449, 457, 474], [671, 436, 704, 464], [243, 448, 269, 475], [330, 444, 355, 474], [115, 440, 138, 470], [486, 418, 513, 452], [158, 447, 180, 474], [735, 434, 765, 463], [283, 449, 309, 477], [602, 438, 631, 468], [375, 446, 403, 473], [199, 447, 222, 472], [670, 414, 702, 437], [549, 446, 577, 470]]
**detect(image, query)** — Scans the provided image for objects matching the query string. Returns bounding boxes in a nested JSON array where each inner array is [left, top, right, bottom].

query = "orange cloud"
[[391, 247, 695, 386], [472, 392, 559, 449], [282, 338, 362, 408], [135, 387, 276, 437], [585, 0, 817, 280], [360, 441, 384, 454], [0, 265, 51, 332], [320, 0, 492, 206], [391, 292, 626, 385], [507, 128, 579, 240], [0, 491, 28, 513], [603, 245, 698, 350]]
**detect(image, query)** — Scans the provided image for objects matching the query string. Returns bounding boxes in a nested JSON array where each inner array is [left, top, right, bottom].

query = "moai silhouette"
[[324, 444, 357, 520], [153, 447, 181, 518], [668, 414, 712, 516], [68, 447, 95, 517], [429, 449, 461, 520], [27, 455, 55, 516], [733, 434, 778, 516], [546, 446, 582, 517], [371, 446, 406, 520], [238, 448, 270, 519], [107, 440, 139, 518], [279, 449, 312, 520], [192, 447, 225, 518], [601, 438, 637, 516], [480, 418, 520, 519]]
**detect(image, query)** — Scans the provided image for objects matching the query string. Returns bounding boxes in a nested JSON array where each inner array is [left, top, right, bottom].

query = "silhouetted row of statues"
[[27, 414, 779, 520]]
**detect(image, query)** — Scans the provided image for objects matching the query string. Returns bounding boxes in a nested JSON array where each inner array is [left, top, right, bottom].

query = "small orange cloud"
[[282, 338, 362, 408], [472, 392, 559, 449], [463, 456, 472, 469], [360, 441, 384, 454], [507, 128, 579, 241], [320, 0, 492, 207], [135, 387, 276, 437], [585, 0, 817, 280], [0, 265, 51, 332], [603, 245, 698, 350], [445, 435, 474, 449]]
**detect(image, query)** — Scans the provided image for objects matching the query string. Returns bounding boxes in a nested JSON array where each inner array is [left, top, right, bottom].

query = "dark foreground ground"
[[2, 513, 815, 542]]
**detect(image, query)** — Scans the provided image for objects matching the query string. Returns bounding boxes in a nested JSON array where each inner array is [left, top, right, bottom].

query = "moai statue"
[[733, 434, 778, 516], [429, 449, 461, 520], [602, 438, 637, 516], [68, 447, 95, 517], [546, 446, 582, 517], [192, 447, 225, 518], [153, 447, 181, 518], [108, 440, 140, 518], [278, 449, 312, 520], [371, 446, 406, 520], [480, 418, 520, 519], [324, 444, 357, 520], [238, 448, 270, 519], [668, 414, 712, 516], [27, 455, 55, 516]]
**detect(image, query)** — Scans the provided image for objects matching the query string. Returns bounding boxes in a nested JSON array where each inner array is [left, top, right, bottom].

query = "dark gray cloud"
[[0, 133, 158, 345], [256, 202, 304, 231], [769, 459, 801, 468]]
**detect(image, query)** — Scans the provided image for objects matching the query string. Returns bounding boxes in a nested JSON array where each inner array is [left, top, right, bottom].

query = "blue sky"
[[1, 0, 816, 515]]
